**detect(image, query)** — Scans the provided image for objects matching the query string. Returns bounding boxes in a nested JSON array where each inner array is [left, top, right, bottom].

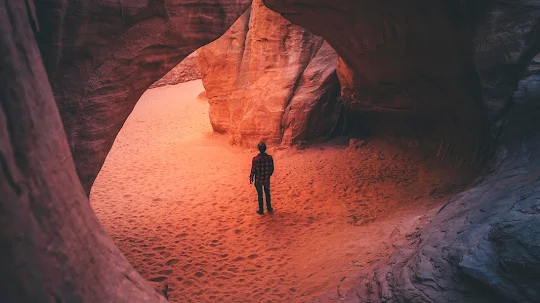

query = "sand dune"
[[90, 80, 465, 302]]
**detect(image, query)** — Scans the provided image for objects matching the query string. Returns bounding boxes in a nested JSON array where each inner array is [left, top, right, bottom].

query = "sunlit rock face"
[[34, 0, 252, 193], [280, 41, 340, 145], [150, 51, 201, 89], [262, 0, 540, 302], [198, 0, 340, 146]]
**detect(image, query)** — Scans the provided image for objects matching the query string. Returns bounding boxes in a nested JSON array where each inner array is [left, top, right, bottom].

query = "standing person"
[[249, 142, 274, 215]]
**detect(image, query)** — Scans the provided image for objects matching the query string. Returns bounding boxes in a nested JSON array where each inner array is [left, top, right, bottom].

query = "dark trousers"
[[254, 181, 272, 211]]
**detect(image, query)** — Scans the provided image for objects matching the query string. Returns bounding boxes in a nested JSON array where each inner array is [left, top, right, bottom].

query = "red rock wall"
[[198, 0, 340, 147], [264, 0, 492, 167], [262, 1, 540, 302], [281, 42, 341, 145], [0, 1, 167, 302]]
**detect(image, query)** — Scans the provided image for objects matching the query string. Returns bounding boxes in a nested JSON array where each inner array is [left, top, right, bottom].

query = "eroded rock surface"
[[263, 1, 477, 112], [4, 0, 540, 302], [264, 0, 493, 166], [263, 1, 540, 302], [149, 51, 201, 89], [198, 0, 340, 146], [35, 0, 252, 193], [334, 134, 540, 303], [0, 1, 167, 302]]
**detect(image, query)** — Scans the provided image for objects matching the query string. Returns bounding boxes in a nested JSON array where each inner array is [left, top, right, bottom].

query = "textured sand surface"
[[90, 80, 465, 302]]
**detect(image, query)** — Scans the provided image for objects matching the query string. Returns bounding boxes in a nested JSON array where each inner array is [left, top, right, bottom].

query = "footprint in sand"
[[166, 259, 180, 266], [149, 276, 167, 282], [194, 271, 205, 278]]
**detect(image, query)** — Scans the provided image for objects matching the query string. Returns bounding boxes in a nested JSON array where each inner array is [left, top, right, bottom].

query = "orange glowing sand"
[[90, 80, 464, 302]]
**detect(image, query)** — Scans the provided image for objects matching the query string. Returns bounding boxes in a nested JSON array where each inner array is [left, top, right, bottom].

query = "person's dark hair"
[[257, 142, 267, 153]]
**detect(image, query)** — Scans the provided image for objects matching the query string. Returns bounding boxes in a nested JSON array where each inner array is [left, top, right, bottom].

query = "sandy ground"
[[90, 80, 468, 302]]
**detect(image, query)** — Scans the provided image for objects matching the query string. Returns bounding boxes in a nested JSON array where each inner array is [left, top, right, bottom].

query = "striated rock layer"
[[198, 0, 340, 146], [149, 51, 201, 89]]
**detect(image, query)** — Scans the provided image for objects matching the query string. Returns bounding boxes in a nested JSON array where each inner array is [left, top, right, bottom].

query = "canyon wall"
[[198, 0, 341, 146], [0, 1, 250, 302]]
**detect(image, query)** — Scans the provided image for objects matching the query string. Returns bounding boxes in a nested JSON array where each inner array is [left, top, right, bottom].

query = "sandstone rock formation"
[[35, 0, 252, 194], [149, 51, 201, 89], [265, 0, 493, 167], [333, 69, 540, 302], [280, 42, 341, 145], [3, 0, 540, 302], [197, 9, 251, 135], [198, 0, 340, 146], [0, 1, 249, 302], [263, 0, 540, 302]]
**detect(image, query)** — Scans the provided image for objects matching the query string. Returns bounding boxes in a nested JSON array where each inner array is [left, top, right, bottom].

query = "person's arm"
[[269, 156, 274, 176], [249, 158, 256, 183]]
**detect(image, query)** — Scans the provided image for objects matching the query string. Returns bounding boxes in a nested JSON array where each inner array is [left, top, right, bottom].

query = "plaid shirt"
[[250, 153, 274, 184]]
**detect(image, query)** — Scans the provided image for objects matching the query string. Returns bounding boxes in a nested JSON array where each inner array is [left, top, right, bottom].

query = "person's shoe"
[[256, 210, 264, 215], [267, 208, 274, 214]]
